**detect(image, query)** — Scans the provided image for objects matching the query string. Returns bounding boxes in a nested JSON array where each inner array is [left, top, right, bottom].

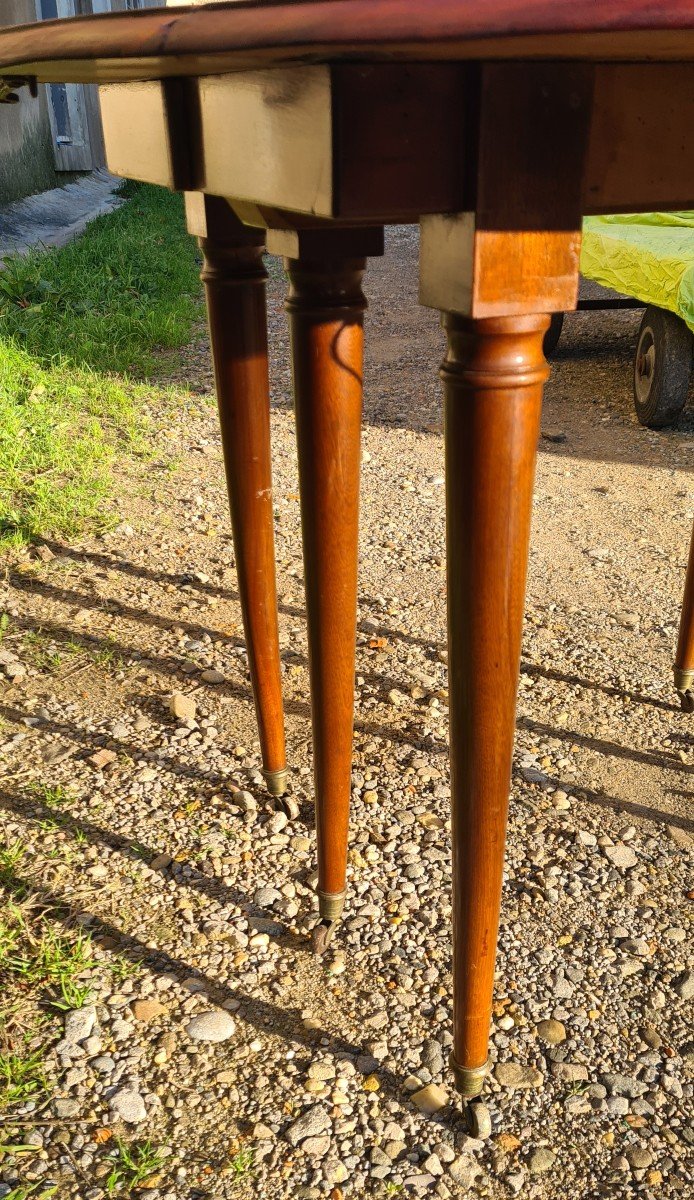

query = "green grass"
[[0, 900, 95, 1012], [0, 1185, 57, 1200], [0, 183, 203, 546], [0, 894, 96, 1119], [105, 1138, 166, 1195], [27, 782, 71, 809], [0, 842, 25, 887], [0, 182, 201, 376], [21, 630, 82, 673], [0, 1048, 47, 1112], [228, 1147, 256, 1187]]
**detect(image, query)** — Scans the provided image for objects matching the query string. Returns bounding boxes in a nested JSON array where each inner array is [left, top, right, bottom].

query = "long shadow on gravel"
[[8, 571, 423, 700], [21, 542, 686, 713], [518, 658, 679, 715], [4, 688, 693, 844], [1, 865, 451, 1121], [0, 784, 308, 956], [35, 539, 442, 653], [518, 715, 694, 776], [0, 602, 452, 762], [534, 772, 694, 836], [5, 590, 687, 783]]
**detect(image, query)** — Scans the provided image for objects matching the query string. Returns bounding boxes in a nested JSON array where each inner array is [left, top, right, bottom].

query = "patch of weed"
[[0, 1186, 57, 1200], [229, 1147, 255, 1185], [105, 1138, 166, 1195], [0, 905, 95, 1009], [0, 1047, 48, 1112]]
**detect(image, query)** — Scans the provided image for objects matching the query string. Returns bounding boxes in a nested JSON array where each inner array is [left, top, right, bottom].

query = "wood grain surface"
[[442, 313, 548, 1074], [194, 196, 287, 781], [1, 1, 693, 83], [286, 254, 366, 901]]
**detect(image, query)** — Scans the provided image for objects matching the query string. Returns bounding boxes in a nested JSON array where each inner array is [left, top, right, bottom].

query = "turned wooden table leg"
[[285, 255, 366, 953], [198, 220, 288, 801], [675, 524, 694, 712], [442, 314, 549, 1107]]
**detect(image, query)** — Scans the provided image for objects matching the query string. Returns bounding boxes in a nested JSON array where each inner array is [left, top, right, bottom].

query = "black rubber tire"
[[543, 312, 564, 358], [633, 306, 693, 429]]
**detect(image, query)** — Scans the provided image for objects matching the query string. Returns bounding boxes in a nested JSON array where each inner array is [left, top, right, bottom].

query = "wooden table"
[[3, 0, 693, 1130]]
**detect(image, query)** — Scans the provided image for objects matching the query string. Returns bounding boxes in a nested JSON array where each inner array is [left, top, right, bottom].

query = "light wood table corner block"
[[420, 215, 581, 318]]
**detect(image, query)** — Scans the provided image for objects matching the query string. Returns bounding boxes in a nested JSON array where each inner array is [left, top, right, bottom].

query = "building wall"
[[0, 0, 162, 206], [0, 0, 63, 205]]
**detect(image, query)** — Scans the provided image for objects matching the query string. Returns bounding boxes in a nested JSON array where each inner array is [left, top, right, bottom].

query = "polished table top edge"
[[1, 0, 694, 82]]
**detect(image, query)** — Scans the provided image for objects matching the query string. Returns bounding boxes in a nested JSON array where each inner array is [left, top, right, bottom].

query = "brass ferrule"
[[262, 767, 289, 797], [449, 1055, 488, 1098], [317, 888, 346, 922], [674, 667, 694, 693]]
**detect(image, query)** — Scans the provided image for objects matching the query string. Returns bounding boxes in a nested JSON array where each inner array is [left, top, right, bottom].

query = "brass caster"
[[450, 1056, 491, 1139], [674, 669, 694, 712], [262, 766, 290, 798], [311, 918, 337, 956], [449, 1054, 488, 1099], [464, 1098, 492, 1140], [311, 888, 345, 952]]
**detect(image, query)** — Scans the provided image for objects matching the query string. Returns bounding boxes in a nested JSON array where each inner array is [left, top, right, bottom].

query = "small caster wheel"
[[679, 689, 694, 713], [465, 1099, 492, 1140], [278, 794, 300, 820], [311, 919, 337, 956]]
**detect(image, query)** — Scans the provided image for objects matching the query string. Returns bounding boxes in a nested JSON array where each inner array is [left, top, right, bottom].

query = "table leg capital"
[[441, 312, 550, 391], [285, 255, 367, 316], [199, 235, 267, 287]]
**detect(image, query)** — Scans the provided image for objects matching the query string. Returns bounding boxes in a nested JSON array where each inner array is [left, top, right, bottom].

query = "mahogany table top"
[[1, 0, 694, 85]]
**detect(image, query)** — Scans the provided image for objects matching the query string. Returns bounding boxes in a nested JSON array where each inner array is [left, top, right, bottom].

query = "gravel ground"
[[0, 227, 692, 1200]]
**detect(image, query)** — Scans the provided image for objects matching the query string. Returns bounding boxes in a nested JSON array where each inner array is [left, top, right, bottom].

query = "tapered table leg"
[[285, 256, 366, 952], [200, 229, 288, 800], [442, 314, 549, 1108], [675, 524, 694, 712]]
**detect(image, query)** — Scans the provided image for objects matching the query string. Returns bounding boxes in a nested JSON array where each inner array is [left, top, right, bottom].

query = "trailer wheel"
[[633, 306, 693, 428], [543, 312, 564, 358]]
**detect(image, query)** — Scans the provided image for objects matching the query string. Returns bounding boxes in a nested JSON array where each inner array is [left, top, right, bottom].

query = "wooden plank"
[[99, 78, 198, 189], [44, 82, 93, 170], [101, 60, 694, 223], [333, 64, 464, 220], [101, 65, 465, 218], [100, 81, 174, 185], [198, 68, 333, 216], [420, 216, 582, 318], [584, 64, 694, 213], [81, 82, 105, 168]]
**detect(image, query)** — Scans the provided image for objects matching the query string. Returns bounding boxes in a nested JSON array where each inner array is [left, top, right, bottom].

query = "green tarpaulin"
[[580, 212, 694, 332]]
